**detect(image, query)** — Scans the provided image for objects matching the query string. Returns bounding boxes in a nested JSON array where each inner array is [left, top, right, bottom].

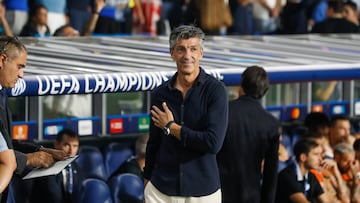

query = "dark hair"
[[53, 24, 72, 36], [328, 0, 344, 13], [293, 138, 319, 162], [354, 138, 360, 151], [344, 0, 357, 11], [304, 112, 329, 133], [330, 115, 349, 127], [0, 36, 27, 60], [56, 128, 78, 143], [29, 4, 47, 19], [240, 66, 269, 99], [169, 25, 205, 51]]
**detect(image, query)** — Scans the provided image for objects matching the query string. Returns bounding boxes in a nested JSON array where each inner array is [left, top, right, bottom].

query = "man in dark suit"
[[30, 128, 84, 203], [0, 36, 68, 203], [217, 66, 280, 203]]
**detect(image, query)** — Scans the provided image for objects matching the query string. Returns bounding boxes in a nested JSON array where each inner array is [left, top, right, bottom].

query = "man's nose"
[[18, 69, 24, 78]]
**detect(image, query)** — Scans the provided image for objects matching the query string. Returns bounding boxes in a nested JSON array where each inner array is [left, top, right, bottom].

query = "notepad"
[[23, 155, 78, 180]]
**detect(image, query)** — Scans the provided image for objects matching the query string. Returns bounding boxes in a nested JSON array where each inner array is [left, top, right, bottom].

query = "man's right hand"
[[26, 151, 54, 168]]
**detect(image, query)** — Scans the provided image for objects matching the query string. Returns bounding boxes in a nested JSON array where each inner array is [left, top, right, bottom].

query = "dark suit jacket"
[[217, 96, 280, 203], [30, 162, 84, 203], [0, 90, 36, 175], [0, 90, 41, 203]]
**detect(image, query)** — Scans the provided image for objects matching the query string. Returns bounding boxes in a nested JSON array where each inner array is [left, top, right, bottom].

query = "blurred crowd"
[[0, 0, 358, 38]]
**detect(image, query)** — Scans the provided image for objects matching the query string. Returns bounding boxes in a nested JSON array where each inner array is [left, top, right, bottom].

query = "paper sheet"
[[23, 155, 78, 180]]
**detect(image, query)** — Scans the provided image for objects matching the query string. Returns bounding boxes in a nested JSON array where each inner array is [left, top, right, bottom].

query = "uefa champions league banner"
[[8, 70, 223, 96], [7, 64, 360, 97]]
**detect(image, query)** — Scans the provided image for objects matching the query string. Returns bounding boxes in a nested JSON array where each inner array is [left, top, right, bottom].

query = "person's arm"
[[0, 133, 16, 193], [81, 0, 105, 36], [0, 149, 16, 193], [314, 81, 337, 102], [289, 192, 311, 202], [151, 83, 229, 154], [349, 162, 360, 202], [321, 159, 350, 202], [261, 127, 280, 203], [317, 192, 332, 203], [0, 3, 13, 37], [134, 0, 145, 26]]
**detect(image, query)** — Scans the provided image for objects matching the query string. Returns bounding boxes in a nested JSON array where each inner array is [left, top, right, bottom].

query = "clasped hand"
[[151, 102, 174, 129]]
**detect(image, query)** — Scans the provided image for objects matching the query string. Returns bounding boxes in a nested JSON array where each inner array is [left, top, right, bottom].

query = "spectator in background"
[[280, 0, 312, 34], [304, 114, 350, 202], [29, 0, 67, 34], [132, 0, 160, 36], [19, 4, 50, 37], [307, 0, 328, 31], [329, 115, 355, 150], [54, 0, 105, 37], [333, 143, 360, 202], [217, 66, 279, 203], [185, 0, 232, 35], [109, 134, 149, 180], [95, 0, 144, 35], [311, 0, 359, 33], [160, 0, 184, 33], [275, 139, 329, 202], [3, 0, 28, 35], [228, 0, 254, 35], [30, 129, 84, 203], [343, 0, 359, 26], [0, 2, 13, 36], [304, 112, 333, 158], [252, 0, 281, 34], [144, 25, 228, 203], [66, 0, 92, 32], [354, 138, 360, 162], [309, 158, 350, 202], [312, 81, 341, 102]]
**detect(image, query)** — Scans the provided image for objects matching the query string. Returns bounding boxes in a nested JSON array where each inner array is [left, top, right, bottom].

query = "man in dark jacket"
[[217, 66, 280, 203]]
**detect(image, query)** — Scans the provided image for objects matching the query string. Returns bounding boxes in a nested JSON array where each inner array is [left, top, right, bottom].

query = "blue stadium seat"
[[103, 143, 134, 178], [77, 178, 113, 203], [108, 173, 144, 203], [76, 146, 108, 180]]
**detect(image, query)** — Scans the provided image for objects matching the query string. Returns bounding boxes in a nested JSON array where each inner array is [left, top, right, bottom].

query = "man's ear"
[[0, 54, 6, 61], [300, 153, 307, 162], [170, 49, 175, 60]]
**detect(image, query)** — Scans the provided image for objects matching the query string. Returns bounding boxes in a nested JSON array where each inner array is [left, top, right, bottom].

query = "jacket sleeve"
[[261, 126, 280, 203], [180, 83, 228, 154], [14, 150, 28, 175]]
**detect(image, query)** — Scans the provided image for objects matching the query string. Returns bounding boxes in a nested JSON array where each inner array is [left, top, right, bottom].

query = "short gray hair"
[[334, 143, 354, 155], [0, 36, 27, 61], [169, 25, 205, 51]]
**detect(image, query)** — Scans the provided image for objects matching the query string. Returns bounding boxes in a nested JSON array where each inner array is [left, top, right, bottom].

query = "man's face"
[[170, 37, 203, 76], [343, 5, 358, 25], [304, 146, 323, 170], [329, 119, 351, 146], [36, 7, 48, 26], [335, 152, 355, 173], [0, 51, 26, 88], [55, 134, 79, 157]]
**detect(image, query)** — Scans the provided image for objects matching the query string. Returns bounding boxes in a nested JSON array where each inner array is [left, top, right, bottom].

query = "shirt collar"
[[166, 67, 206, 89], [295, 161, 308, 181]]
